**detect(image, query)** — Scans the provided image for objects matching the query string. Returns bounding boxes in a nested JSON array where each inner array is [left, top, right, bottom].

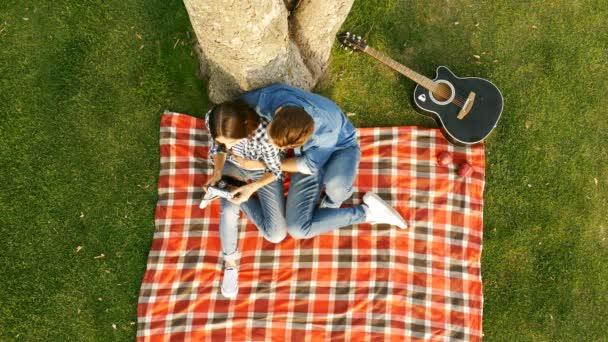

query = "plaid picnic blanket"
[[137, 112, 485, 341]]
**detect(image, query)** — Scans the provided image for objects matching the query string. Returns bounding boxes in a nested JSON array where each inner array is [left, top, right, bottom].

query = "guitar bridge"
[[457, 91, 476, 120]]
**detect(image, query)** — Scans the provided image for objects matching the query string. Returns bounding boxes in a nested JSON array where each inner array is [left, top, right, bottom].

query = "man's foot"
[[362, 192, 408, 229], [221, 260, 239, 299]]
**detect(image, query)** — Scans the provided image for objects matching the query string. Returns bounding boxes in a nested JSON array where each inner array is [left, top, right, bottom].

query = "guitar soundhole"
[[432, 83, 453, 102]]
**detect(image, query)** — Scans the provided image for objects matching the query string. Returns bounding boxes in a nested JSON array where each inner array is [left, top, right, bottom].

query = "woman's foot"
[[221, 260, 239, 299], [362, 192, 408, 229]]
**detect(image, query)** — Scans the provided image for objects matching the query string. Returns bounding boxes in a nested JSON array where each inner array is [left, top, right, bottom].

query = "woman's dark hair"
[[208, 99, 260, 141]]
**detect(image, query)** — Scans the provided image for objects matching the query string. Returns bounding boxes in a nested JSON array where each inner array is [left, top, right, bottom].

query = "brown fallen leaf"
[[94, 254, 105, 259]]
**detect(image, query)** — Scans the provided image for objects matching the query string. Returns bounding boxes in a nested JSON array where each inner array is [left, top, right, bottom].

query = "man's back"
[[241, 83, 357, 150]]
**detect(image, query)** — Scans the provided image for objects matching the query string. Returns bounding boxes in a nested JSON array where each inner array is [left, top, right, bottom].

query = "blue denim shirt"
[[241, 84, 358, 175]]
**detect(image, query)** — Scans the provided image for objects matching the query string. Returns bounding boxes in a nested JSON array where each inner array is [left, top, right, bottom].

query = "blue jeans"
[[286, 145, 366, 239], [220, 161, 287, 259]]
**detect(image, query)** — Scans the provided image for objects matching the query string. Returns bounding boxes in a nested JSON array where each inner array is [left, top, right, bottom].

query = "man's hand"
[[228, 184, 256, 204], [203, 172, 222, 191], [231, 155, 265, 170]]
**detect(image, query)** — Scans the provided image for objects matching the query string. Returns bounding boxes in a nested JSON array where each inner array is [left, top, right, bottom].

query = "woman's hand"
[[231, 155, 265, 170], [228, 184, 257, 204], [203, 172, 222, 191]]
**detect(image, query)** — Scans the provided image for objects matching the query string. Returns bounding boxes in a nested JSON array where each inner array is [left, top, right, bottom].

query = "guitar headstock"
[[337, 32, 368, 52]]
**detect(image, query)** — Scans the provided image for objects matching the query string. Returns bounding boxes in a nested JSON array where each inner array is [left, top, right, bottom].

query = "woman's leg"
[[218, 162, 246, 259], [239, 170, 287, 243]]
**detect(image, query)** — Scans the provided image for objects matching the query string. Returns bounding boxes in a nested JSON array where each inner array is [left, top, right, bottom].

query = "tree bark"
[[183, 0, 354, 103]]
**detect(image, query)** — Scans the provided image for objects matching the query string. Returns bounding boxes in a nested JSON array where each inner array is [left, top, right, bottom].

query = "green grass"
[[1, 0, 607, 340], [0, 0, 207, 340]]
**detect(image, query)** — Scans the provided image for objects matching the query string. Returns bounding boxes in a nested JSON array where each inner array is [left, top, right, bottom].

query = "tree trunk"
[[183, 0, 354, 103]]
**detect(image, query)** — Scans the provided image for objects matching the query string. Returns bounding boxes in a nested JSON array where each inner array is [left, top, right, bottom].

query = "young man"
[[234, 84, 408, 239]]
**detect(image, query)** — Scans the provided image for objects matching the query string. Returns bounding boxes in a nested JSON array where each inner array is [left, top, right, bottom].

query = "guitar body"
[[413, 66, 503, 145]]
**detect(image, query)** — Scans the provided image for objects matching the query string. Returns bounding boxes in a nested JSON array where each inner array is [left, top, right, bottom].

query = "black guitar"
[[338, 33, 503, 146]]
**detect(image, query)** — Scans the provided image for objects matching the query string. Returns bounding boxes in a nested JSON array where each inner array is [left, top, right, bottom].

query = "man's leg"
[[320, 145, 361, 208], [239, 170, 287, 243], [286, 170, 366, 239], [321, 145, 409, 230]]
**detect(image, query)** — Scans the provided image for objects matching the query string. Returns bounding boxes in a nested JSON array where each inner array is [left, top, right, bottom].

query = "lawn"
[[1, 0, 606, 340]]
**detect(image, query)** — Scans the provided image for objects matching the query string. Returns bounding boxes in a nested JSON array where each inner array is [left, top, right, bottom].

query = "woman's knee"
[[286, 219, 311, 240], [263, 214, 287, 243], [264, 227, 287, 243]]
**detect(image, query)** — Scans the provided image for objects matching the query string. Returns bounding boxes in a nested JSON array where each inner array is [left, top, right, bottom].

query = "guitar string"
[[366, 46, 468, 107], [343, 39, 469, 109], [432, 87, 466, 107], [426, 85, 466, 108]]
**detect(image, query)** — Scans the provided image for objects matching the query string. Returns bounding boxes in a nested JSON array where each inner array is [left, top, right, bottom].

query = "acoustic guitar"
[[338, 32, 503, 146]]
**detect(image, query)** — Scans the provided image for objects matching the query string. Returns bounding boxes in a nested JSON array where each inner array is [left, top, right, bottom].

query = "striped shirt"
[[205, 111, 284, 180]]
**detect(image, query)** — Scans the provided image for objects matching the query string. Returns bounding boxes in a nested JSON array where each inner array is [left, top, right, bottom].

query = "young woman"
[[204, 99, 287, 299]]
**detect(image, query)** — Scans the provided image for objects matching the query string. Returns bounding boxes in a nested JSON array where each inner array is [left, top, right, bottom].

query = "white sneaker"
[[362, 192, 408, 229], [221, 266, 239, 299]]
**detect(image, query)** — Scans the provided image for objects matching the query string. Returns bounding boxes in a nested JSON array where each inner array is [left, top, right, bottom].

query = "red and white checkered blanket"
[[137, 112, 485, 341]]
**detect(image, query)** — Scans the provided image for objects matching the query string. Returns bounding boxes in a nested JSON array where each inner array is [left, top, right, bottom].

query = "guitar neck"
[[364, 46, 436, 91]]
